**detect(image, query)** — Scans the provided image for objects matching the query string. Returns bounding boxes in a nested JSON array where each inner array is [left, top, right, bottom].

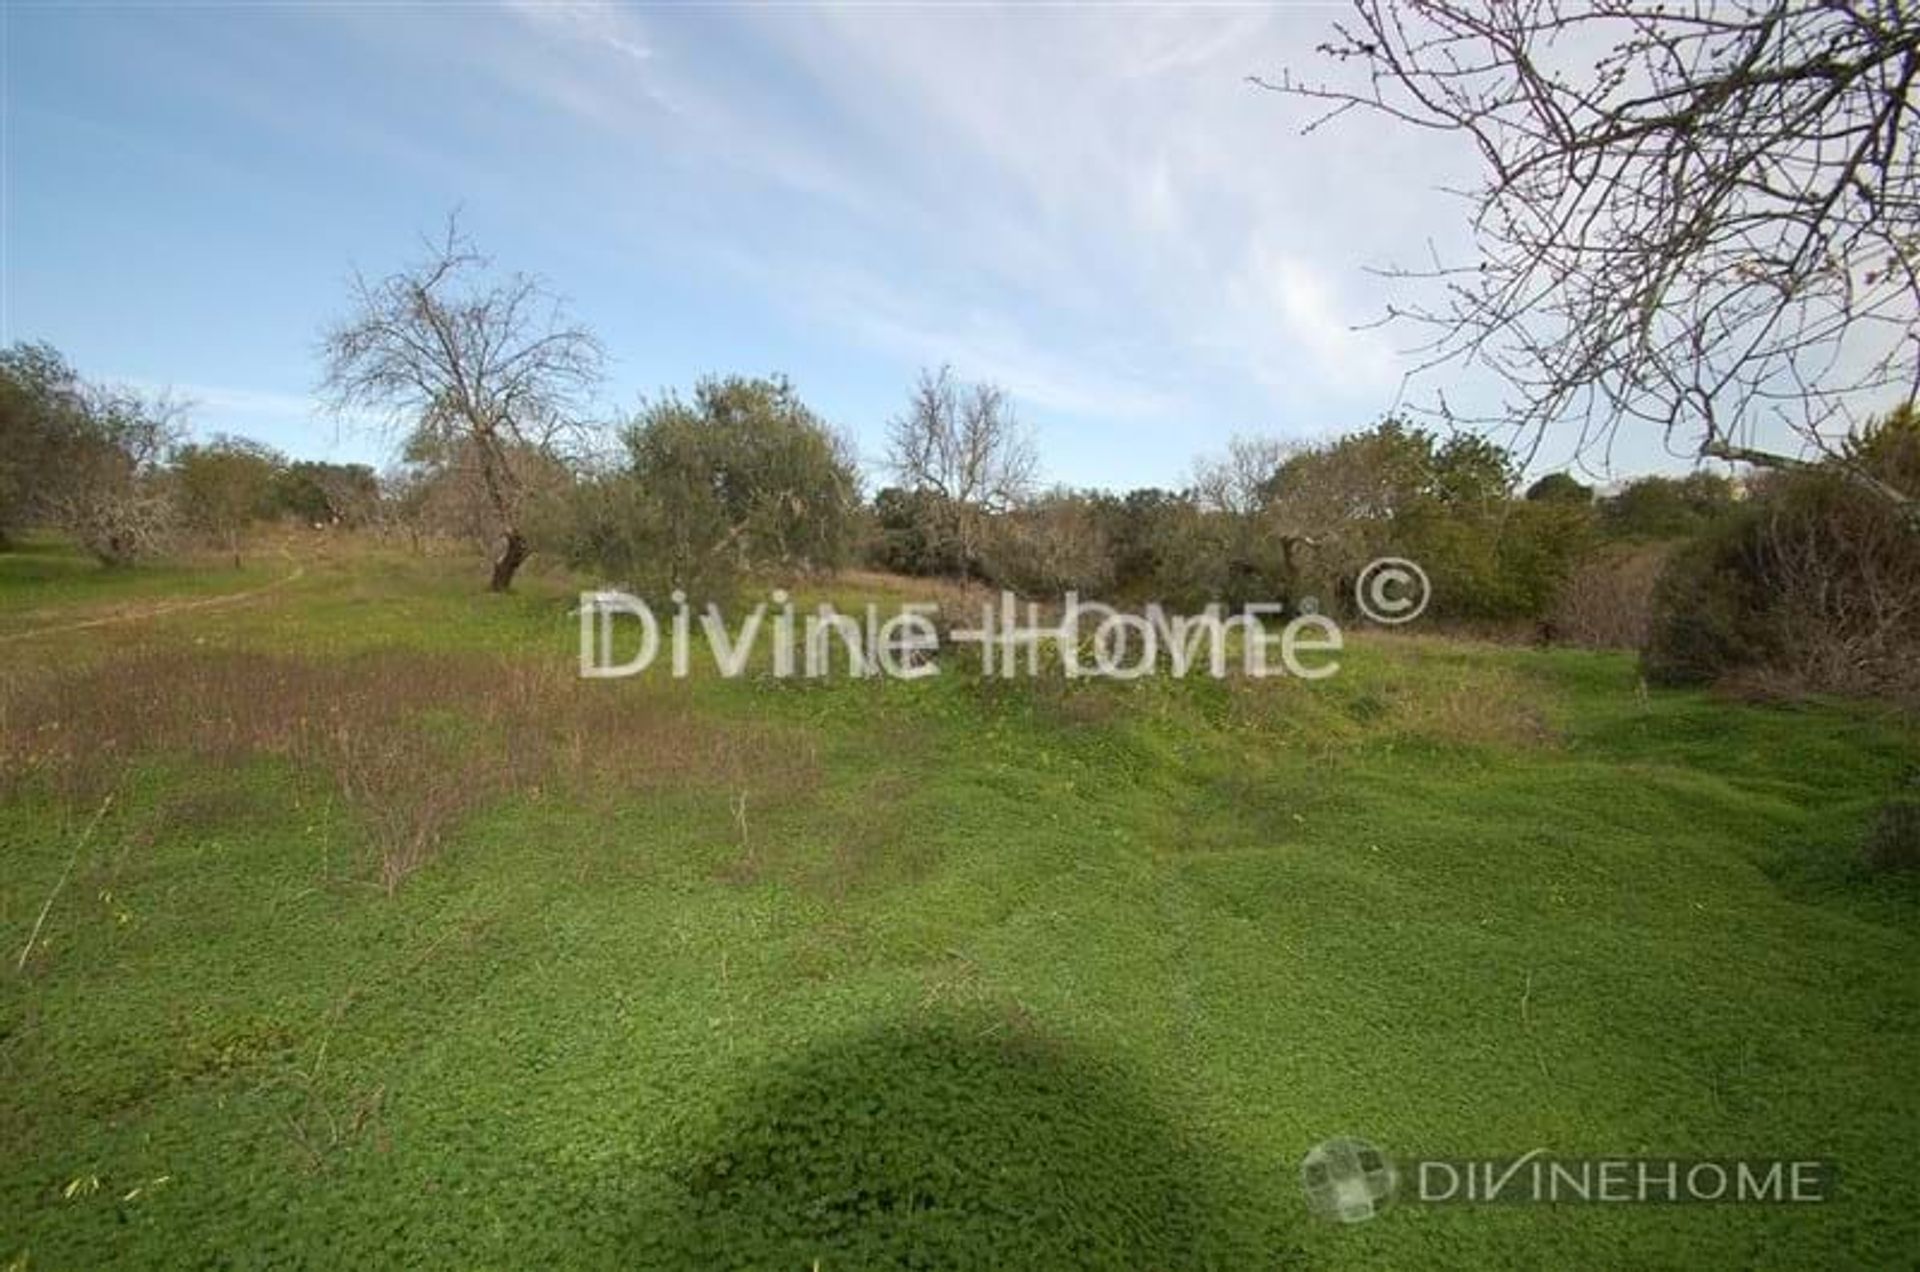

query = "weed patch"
[[1, 648, 815, 892]]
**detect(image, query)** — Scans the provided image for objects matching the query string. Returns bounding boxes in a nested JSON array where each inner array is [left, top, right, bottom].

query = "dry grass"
[[1, 648, 814, 893], [1224, 648, 1558, 751], [828, 569, 983, 615], [1373, 664, 1558, 748]]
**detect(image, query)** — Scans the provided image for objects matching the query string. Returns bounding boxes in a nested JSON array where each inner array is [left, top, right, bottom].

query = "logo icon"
[[1354, 558, 1431, 624], [1301, 1137, 1398, 1223]]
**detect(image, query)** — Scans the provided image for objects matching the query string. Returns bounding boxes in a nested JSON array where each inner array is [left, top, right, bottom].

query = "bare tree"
[[1261, 1, 1920, 517], [320, 219, 603, 591], [885, 366, 1037, 576], [46, 383, 184, 567], [1188, 435, 1317, 606], [1191, 435, 1294, 519]]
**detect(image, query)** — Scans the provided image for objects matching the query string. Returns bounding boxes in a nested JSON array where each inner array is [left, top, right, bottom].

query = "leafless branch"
[[319, 214, 604, 589], [1261, 1, 1920, 511]]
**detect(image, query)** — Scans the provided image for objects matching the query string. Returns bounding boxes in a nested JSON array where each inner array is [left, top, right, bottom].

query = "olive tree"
[[0, 344, 182, 566], [566, 375, 861, 597]]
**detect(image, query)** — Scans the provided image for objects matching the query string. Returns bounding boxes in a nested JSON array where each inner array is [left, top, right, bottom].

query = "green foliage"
[[1524, 471, 1592, 504], [570, 376, 858, 597], [1600, 472, 1739, 541], [1246, 419, 1582, 621], [0, 343, 179, 563], [1644, 407, 1920, 697], [1401, 497, 1595, 621], [869, 485, 967, 578], [1429, 431, 1516, 506], [1641, 509, 1775, 685], [272, 461, 380, 526], [0, 343, 88, 545], [172, 435, 283, 558], [979, 489, 1116, 598], [1840, 399, 1920, 494], [1086, 487, 1186, 597]]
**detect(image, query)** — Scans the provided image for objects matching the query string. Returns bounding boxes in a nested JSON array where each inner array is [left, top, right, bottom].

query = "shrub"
[[868, 485, 967, 578], [1525, 471, 1592, 504], [568, 376, 860, 599], [173, 435, 283, 564], [978, 490, 1115, 597], [272, 460, 380, 527], [1642, 441, 1920, 700], [1549, 542, 1671, 648], [1641, 509, 1776, 686], [1863, 794, 1920, 876]]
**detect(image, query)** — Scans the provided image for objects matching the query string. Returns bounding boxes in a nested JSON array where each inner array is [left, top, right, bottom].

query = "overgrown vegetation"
[[12, 320, 1920, 716], [1, 537, 1916, 1269], [562, 375, 862, 600], [3, 646, 809, 895], [1645, 406, 1920, 704]]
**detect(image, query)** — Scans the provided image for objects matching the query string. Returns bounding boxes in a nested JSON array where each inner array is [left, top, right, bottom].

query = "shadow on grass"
[[630, 1013, 1295, 1270]]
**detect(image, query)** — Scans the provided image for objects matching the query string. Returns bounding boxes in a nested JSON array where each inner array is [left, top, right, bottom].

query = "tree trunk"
[[489, 528, 529, 592]]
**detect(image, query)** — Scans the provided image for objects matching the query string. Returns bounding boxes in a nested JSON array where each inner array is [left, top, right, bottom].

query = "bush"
[[869, 485, 967, 578], [568, 376, 860, 598], [1863, 794, 1920, 875], [0, 343, 182, 564], [1549, 542, 1670, 648], [1640, 509, 1776, 685], [272, 460, 379, 526], [1600, 472, 1740, 541], [173, 435, 282, 562], [1644, 406, 1920, 699], [1643, 464, 1920, 698], [978, 491, 1115, 597], [1525, 471, 1592, 504]]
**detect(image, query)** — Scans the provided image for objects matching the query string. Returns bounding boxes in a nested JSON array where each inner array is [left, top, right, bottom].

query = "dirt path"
[[0, 562, 307, 645]]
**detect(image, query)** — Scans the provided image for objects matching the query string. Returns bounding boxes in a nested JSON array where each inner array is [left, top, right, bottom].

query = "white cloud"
[[717, 7, 1463, 424], [1224, 246, 1401, 398], [731, 254, 1178, 423], [324, 3, 1488, 464]]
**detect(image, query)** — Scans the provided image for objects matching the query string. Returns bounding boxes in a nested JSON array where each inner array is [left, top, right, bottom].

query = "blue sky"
[[7, 1, 1698, 490]]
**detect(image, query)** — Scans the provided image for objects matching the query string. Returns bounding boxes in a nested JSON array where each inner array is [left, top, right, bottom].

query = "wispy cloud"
[[459, 2, 1467, 446]]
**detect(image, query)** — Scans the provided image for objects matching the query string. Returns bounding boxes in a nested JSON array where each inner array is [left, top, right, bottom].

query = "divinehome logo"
[[1300, 1138, 1837, 1224], [577, 557, 1432, 682]]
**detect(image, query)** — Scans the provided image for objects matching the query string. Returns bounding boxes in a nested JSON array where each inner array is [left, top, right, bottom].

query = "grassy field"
[[2, 533, 1916, 1270]]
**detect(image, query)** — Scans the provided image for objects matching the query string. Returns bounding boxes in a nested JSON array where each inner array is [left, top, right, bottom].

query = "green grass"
[[0, 535, 286, 635], [1, 537, 1916, 1269]]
